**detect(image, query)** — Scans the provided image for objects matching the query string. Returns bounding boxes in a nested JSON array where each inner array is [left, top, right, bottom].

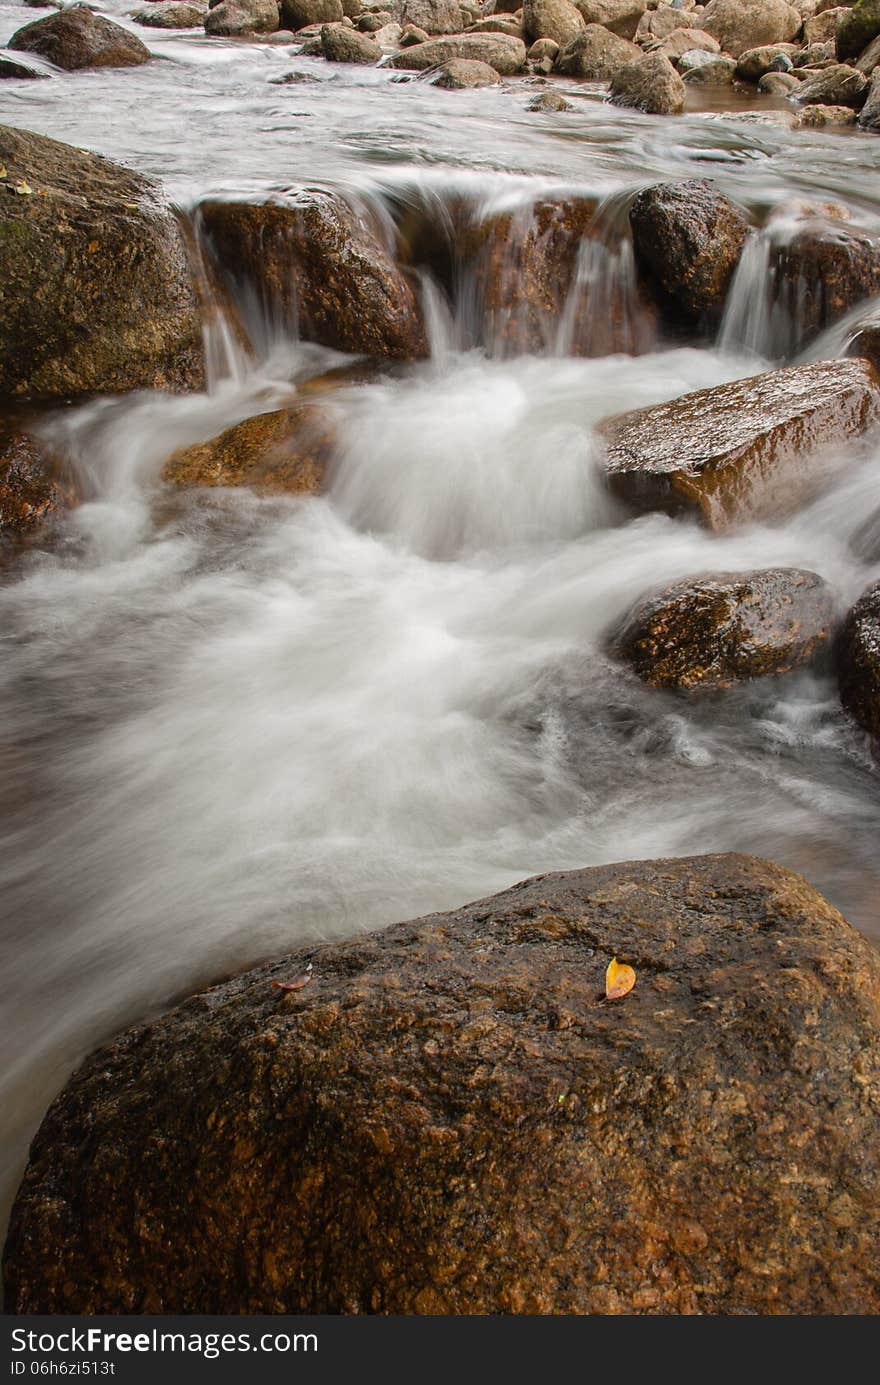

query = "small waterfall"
[[555, 194, 656, 358], [186, 209, 254, 392]]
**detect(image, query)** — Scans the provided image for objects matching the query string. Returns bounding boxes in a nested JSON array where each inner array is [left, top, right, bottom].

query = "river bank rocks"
[[836, 0, 880, 60], [5, 853, 880, 1314], [556, 23, 641, 75], [609, 50, 686, 111], [0, 423, 66, 537], [133, 2, 209, 28], [431, 55, 501, 84], [609, 568, 835, 688], [599, 359, 880, 529], [320, 20, 381, 57], [702, 0, 802, 58], [7, 6, 151, 70], [162, 404, 332, 494], [0, 124, 203, 401], [837, 581, 880, 739], [391, 32, 528, 71], [196, 194, 428, 360], [629, 180, 750, 328], [205, 0, 281, 35]]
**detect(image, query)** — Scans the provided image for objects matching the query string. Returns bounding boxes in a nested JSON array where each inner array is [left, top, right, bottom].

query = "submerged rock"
[[555, 23, 641, 77], [609, 569, 835, 689], [5, 853, 880, 1315], [162, 405, 332, 494], [599, 359, 880, 530], [0, 123, 203, 401], [609, 52, 686, 114], [197, 194, 428, 360], [837, 581, 880, 739], [0, 424, 65, 535], [628, 179, 750, 328], [7, 6, 151, 69], [391, 33, 527, 73], [528, 88, 573, 108]]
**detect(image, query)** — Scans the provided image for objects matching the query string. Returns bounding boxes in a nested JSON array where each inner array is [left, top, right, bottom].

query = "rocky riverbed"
[[2, 0, 880, 1316]]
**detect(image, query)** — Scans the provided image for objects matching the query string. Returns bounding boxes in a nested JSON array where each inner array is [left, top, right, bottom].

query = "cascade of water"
[[186, 208, 254, 392], [555, 193, 656, 359]]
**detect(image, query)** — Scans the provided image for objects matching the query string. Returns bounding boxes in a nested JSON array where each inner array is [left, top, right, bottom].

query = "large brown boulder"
[[399, 0, 478, 34], [837, 581, 880, 739], [573, 0, 646, 41], [609, 51, 686, 113], [793, 60, 870, 101], [556, 23, 641, 75], [0, 423, 66, 536], [628, 179, 750, 328], [391, 33, 527, 72], [599, 359, 880, 530], [204, 0, 280, 33], [836, 0, 880, 59], [280, 0, 342, 27], [0, 124, 203, 402], [320, 20, 380, 58], [5, 853, 880, 1315], [162, 404, 333, 494], [522, 0, 584, 47], [7, 5, 151, 69], [133, 3, 209, 28], [766, 209, 880, 348], [701, 0, 802, 58], [608, 569, 835, 689], [196, 194, 428, 360]]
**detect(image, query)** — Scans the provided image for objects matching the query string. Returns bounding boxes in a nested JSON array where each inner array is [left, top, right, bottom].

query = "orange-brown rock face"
[[4, 854, 880, 1315], [599, 359, 880, 530], [0, 423, 67, 536], [162, 405, 333, 495], [837, 581, 880, 740]]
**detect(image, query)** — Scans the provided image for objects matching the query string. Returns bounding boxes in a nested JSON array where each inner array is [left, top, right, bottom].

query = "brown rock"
[[431, 57, 502, 85], [643, 5, 696, 40], [758, 69, 802, 91], [556, 22, 641, 75], [855, 32, 880, 72], [767, 209, 880, 345], [735, 43, 801, 80], [628, 179, 750, 327], [196, 194, 427, 360], [280, 0, 341, 27], [805, 5, 851, 42], [5, 853, 880, 1315], [652, 27, 719, 60], [7, 6, 151, 69], [701, 0, 802, 58], [600, 359, 880, 530], [573, 0, 647, 41], [523, 0, 584, 47], [0, 123, 203, 402], [681, 53, 736, 81], [858, 65, 880, 122], [608, 568, 835, 688], [390, 33, 527, 72], [836, 0, 880, 61], [162, 405, 332, 494], [0, 423, 66, 535], [837, 582, 880, 739], [609, 51, 686, 112], [528, 88, 573, 107], [793, 60, 870, 101], [797, 99, 858, 120], [399, 0, 476, 34], [320, 19, 379, 57], [204, 0, 280, 33]]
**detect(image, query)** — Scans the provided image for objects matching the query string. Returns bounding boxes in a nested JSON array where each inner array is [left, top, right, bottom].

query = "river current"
[[2, 2, 880, 1246]]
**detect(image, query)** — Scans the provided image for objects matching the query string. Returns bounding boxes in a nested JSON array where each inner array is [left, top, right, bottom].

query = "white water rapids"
[[2, 3, 880, 1250]]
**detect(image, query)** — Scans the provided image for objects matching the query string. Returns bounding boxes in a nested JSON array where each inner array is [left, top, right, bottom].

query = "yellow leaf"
[[0, 167, 7, 180], [14, 180, 33, 196], [605, 956, 636, 1000]]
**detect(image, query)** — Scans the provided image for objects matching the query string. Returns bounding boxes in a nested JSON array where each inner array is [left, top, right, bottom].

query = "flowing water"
[[2, 3, 880, 1249]]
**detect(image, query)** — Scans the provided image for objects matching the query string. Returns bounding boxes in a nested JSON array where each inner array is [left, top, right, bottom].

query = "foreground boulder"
[[701, 0, 801, 59], [391, 33, 527, 72], [609, 569, 835, 689], [0, 423, 66, 536], [609, 52, 686, 114], [600, 359, 880, 530], [162, 404, 332, 494], [629, 180, 750, 328], [196, 194, 428, 360], [0, 124, 203, 401], [5, 853, 880, 1314], [837, 581, 880, 739], [8, 6, 151, 69]]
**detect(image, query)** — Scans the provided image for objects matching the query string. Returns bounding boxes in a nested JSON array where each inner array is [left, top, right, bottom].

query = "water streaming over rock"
[[2, 3, 880, 1253]]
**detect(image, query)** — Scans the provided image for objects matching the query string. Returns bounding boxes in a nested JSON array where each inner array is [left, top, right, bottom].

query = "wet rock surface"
[[431, 56, 501, 85], [133, 2, 209, 27], [204, 0, 281, 34], [702, 0, 802, 58], [609, 569, 836, 689], [0, 423, 66, 536], [556, 22, 641, 75], [766, 211, 880, 347], [162, 405, 333, 494], [197, 193, 428, 360], [600, 359, 880, 529], [5, 853, 880, 1315], [629, 179, 751, 327], [837, 581, 880, 738], [609, 52, 686, 114], [8, 6, 151, 70], [390, 32, 527, 71], [0, 124, 203, 401]]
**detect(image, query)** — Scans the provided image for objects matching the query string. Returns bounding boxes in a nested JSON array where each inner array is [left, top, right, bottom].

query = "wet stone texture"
[[837, 581, 880, 740], [3, 853, 880, 1315], [0, 124, 204, 402], [608, 569, 835, 689], [197, 194, 428, 361], [628, 179, 751, 329], [7, 7, 151, 71], [768, 214, 880, 348], [0, 423, 66, 535], [162, 405, 333, 494], [599, 359, 880, 530]]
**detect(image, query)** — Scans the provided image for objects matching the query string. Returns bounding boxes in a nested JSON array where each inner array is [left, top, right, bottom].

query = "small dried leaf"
[[605, 956, 636, 1000], [0, 167, 7, 180], [272, 962, 313, 993], [14, 180, 33, 196]]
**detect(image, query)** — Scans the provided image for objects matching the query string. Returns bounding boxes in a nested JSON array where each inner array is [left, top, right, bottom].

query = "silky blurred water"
[[2, 1, 880, 1251]]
